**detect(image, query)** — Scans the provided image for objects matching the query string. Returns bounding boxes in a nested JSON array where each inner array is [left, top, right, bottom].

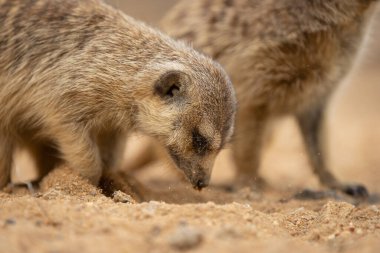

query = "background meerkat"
[[0, 0, 236, 190], [161, 0, 379, 197]]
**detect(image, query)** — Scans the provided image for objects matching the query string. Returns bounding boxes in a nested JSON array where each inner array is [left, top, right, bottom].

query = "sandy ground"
[[1, 165, 380, 253], [1, 1, 380, 253]]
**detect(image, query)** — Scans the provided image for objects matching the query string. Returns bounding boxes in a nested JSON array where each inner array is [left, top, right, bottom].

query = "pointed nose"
[[193, 178, 208, 191]]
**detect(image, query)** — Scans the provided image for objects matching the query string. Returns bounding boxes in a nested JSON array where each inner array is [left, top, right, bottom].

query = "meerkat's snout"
[[167, 144, 215, 191], [166, 117, 233, 190], [190, 171, 209, 191]]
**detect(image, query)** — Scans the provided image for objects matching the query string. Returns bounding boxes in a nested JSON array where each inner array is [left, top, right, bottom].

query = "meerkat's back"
[[163, 0, 376, 112]]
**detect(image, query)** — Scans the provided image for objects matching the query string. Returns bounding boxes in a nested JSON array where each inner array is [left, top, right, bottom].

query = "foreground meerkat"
[[0, 0, 236, 190], [161, 0, 378, 197]]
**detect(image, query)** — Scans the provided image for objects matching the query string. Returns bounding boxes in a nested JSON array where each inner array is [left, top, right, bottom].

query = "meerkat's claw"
[[294, 184, 369, 202], [341, 184, 369, 199]]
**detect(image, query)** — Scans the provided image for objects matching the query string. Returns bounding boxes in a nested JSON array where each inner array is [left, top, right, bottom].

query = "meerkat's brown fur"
[[0, 0, 236, 190], [161, 0, 378, 196]]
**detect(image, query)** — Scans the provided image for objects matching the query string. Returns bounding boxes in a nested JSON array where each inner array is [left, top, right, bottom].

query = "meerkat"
[[161, 0, 379, 197], [0, 0, 236, 191]]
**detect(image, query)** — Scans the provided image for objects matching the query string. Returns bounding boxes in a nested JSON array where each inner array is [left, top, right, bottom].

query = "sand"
[[1, 166, 380, 253]]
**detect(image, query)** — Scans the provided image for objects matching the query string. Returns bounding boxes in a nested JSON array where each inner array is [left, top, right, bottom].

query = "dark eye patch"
[[192, 129, 209, 156]]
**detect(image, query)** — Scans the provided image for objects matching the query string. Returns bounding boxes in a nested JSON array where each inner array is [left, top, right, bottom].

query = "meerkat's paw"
[[99, 170, 147, 202], [341, 184, 369, 199], [293, 184, 369, 203]]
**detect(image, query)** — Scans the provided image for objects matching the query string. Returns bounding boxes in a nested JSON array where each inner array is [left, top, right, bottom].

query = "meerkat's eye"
[[154, 70, 189, 100], [192, 129, 210, 156]]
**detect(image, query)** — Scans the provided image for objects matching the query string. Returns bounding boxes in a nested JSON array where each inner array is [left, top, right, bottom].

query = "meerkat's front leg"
[[0, 133, 13, 188], [297, 103, 368, 198], [97, 130, 126, 171], [233, 105, 268, 189], [54, 124, 103, 185]]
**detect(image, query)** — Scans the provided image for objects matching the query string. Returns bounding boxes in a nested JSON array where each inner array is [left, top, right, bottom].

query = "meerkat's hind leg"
[[0, 133, 13, 189], [296, 103, 369, 199]]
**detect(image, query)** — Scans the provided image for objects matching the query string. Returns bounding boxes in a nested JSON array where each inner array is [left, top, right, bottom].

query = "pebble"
[[42, 189, 63, 200], [370, 205, 379, 213], [5, 218, 16, 225], [327, 233, 336, 240], [112, 191, 136, 204], [141, 202, 159, 217], [356, 228, 363, 235], [168, 224, 203, 250]]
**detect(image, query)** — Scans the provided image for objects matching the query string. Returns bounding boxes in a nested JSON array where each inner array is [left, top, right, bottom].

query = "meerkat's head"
[[134, 55, 236, 190]]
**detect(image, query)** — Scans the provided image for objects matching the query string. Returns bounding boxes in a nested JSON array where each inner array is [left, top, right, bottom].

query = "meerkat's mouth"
[[167, 148, 209, 190]]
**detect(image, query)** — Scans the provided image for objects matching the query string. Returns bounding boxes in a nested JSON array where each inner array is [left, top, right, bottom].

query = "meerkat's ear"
[[154, 70, 190, 100]]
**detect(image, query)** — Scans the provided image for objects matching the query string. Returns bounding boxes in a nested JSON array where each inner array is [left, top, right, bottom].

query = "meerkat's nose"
[[193, 178, 208, 191]]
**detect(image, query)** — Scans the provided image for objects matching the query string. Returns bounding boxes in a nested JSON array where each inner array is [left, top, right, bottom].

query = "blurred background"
[[106, 0, 380, 193]]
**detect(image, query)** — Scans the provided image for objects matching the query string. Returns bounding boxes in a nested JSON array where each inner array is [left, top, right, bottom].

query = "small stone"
[[356, 228, 363, 235], [112, 190, 136, 204], [141, 202, 159, 217], [168, 224, 203, 250], [5, 218, 16, 225], [370, 205, 379, 213], [42, 189, 63, 200], [327, 233, 336, 240], [90, 190, 98, 196], [348, 222, 355, 233], [33, 192, 43, 198]]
